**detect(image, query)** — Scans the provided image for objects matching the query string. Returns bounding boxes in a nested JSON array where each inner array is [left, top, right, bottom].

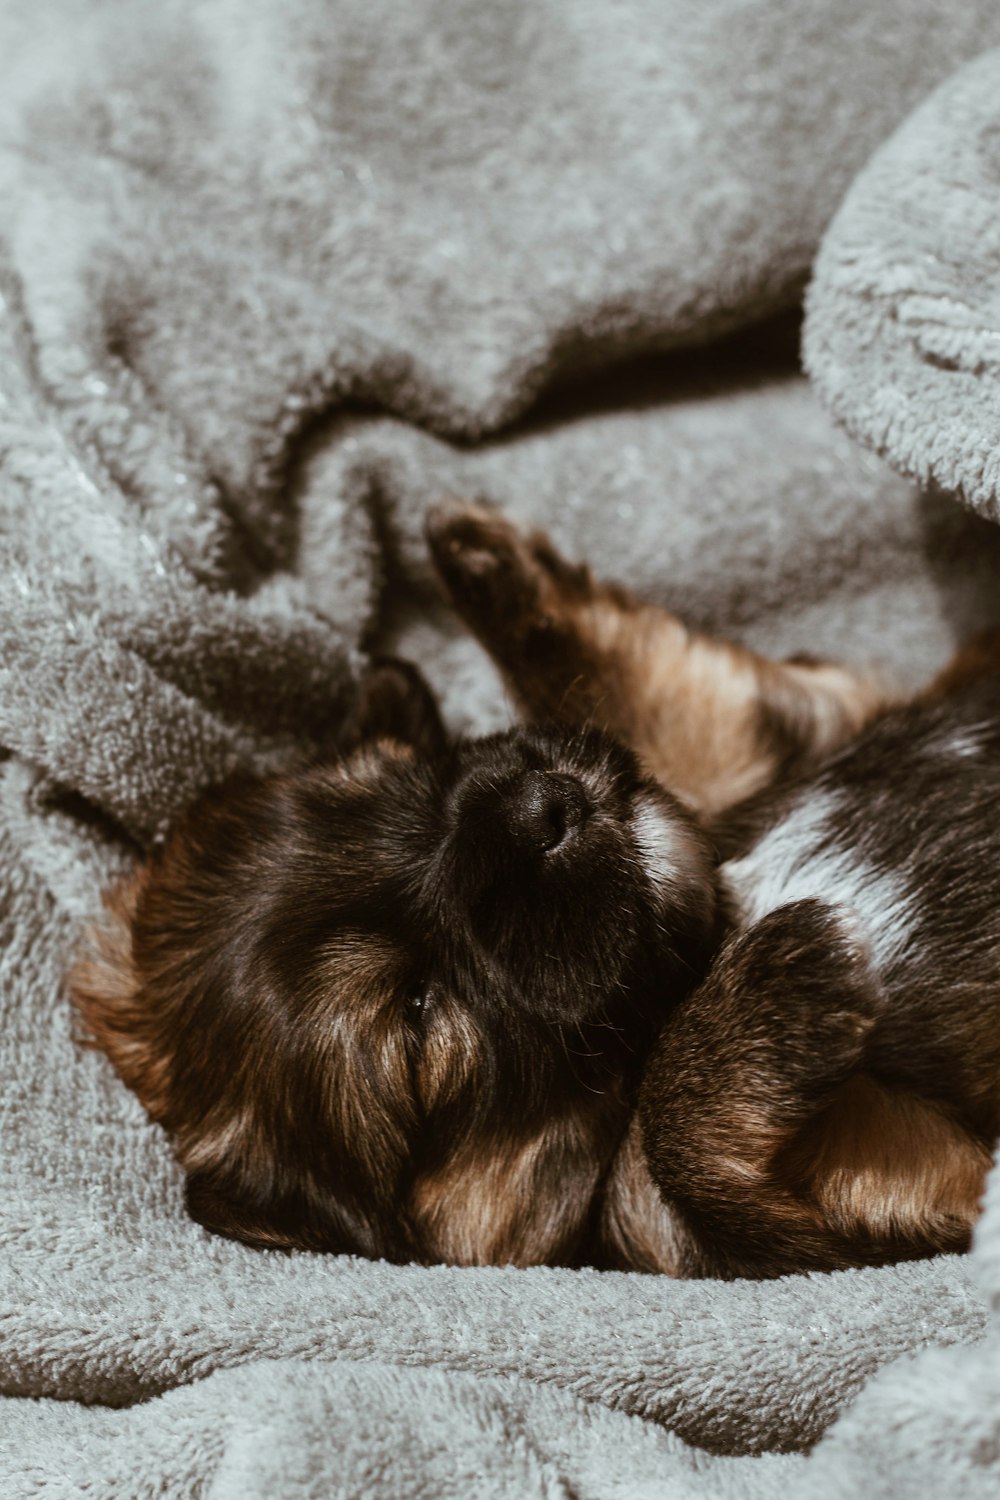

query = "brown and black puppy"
[[73, 703, 715, 1267], [70, 505, 880, 1269]]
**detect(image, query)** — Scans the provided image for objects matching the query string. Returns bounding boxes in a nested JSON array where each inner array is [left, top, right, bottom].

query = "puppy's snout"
[[505, 771, 590, 853]]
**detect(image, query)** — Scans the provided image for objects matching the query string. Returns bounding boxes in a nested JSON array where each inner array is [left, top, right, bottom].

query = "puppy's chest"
[[720, 790, 917, 973]]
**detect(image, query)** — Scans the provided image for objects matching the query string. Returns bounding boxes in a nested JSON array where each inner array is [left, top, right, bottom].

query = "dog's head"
[[71, 661, 717, 1266]]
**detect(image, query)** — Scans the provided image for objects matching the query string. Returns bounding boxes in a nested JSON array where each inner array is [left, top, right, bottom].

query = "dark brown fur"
[[633, 900, 983, 1274], [75, 503, 985, 1277]]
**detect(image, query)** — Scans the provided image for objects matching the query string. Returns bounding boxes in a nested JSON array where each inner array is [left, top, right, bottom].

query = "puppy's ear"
[[345, 657, 448, 760]]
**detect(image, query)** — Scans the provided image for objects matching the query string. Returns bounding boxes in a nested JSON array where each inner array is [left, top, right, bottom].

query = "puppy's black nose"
[[505, 771, 590, 853]]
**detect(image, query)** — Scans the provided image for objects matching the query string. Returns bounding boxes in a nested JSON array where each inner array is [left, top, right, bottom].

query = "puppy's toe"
[[527, 533, 594, 595], [425, 500, 505, 554]]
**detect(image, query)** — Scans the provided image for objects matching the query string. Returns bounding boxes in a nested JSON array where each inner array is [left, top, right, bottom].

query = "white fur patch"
[[939, 729, 985, 760], [722, 792, 915, 970], [630, 794, 708, 907]]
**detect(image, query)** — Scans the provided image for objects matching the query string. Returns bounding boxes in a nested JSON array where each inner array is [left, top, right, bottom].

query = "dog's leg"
[[638, 899, 989, 1277], [426, 504, 885, 818]]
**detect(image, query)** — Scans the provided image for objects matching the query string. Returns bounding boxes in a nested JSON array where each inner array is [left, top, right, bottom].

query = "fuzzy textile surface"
[[4, 3, 1000, 1495], [805, 48, 1000, 522]]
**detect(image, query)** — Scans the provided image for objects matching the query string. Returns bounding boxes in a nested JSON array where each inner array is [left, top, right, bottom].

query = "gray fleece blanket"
[[5, 3, 1000, 1495]]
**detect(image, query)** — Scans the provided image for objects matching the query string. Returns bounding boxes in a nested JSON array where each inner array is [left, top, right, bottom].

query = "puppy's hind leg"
[[639, 899, 988, 1277], [425, 501, 608, 722]]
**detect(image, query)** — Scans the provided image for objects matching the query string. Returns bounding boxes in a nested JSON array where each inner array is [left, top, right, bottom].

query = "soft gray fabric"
[[4, 3, 1000, 1496], [3, 1363, 802, 1500], [804, 49, 1000, 521], [4, 0, 999, 489], [794, 1171, 1000, 1500]]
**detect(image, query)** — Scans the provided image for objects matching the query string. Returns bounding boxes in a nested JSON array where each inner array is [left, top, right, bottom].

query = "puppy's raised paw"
[[425, 502, 593, 663], [426, 502, 539, 620]]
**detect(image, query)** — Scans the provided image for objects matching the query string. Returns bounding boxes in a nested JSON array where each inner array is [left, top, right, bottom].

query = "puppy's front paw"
[[426, 502, 594, 661], [426, 503, 540, 624], [729, 898, 879, 1068]]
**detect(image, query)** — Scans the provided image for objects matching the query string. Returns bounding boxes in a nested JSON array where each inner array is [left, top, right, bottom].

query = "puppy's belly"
[[721, 790, 916, 972]]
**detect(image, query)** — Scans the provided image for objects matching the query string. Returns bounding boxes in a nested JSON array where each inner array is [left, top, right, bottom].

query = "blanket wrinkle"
[[5, 3, 1000, 1495]]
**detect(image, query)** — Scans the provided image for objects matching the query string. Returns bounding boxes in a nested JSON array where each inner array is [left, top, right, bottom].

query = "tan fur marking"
[[799, 1076, 990, 1244], [314, 931, 404, 1009], [600, 1115, 687, 1274], [308, 939, 419, 1177], [412, 1115, 605, 1267], [68, 870, 176, 1122], [765, 658, 887, 756], [491, 579, 885, 819], [609, 611, 776, 815], [321, 737, 417, 787], [571, 602, 886, 818], [179, 1105, 260, 1173], [415, 1005, 482, 1112]]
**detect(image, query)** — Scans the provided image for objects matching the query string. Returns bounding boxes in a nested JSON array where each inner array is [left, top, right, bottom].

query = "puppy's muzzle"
[[504, 770, 591, 854]]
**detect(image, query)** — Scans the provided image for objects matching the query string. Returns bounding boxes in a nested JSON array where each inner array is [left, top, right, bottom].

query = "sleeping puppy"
[[69, 504, 882, 1268]]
